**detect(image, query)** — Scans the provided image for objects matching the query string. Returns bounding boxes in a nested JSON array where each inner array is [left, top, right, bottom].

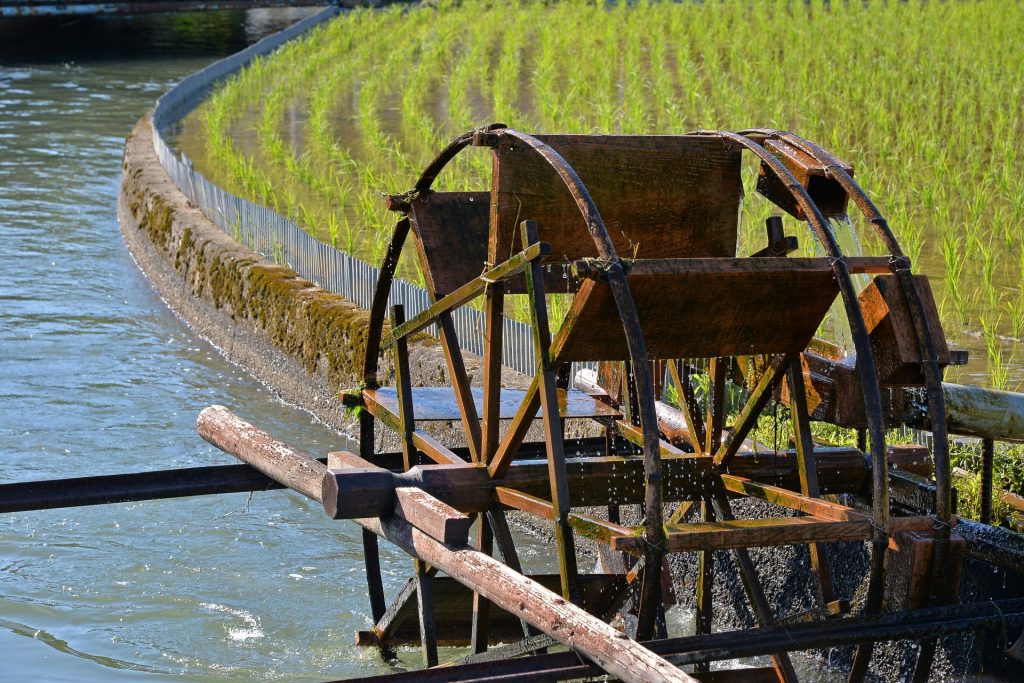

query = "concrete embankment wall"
[[119, 115, 469, 432]]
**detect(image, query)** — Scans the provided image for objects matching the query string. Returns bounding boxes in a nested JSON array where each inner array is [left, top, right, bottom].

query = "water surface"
[[0, 10, 419, 681]]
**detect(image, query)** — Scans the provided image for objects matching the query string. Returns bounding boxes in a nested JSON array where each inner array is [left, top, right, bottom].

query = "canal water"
[[0, 10, 420, 681]]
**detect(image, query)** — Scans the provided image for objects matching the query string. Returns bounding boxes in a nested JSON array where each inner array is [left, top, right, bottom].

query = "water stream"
[[0, 10, 416, 681]]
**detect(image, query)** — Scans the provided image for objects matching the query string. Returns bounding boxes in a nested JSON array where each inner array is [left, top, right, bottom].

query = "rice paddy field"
[[175, 1, 1024, 517]]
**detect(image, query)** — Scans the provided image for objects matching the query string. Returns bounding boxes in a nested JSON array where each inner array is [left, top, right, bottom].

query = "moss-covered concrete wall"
[[118, 116, 467, 431]]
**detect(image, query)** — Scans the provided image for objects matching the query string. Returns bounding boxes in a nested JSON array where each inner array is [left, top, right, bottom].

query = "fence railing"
[[150, 6, 541, 378]]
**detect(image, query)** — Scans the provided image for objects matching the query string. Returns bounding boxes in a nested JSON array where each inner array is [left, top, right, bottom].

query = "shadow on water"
[[0, 8, 322, 63]]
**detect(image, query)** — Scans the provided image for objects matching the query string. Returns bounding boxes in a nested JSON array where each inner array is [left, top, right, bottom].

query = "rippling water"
[[0, 10, 422, 681]]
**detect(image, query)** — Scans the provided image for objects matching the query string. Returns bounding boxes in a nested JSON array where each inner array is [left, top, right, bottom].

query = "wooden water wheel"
[[345, 126, 960, 682]]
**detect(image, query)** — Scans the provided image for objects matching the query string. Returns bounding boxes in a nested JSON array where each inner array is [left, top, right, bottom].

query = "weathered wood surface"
[[198, 406, 696, 683], [927, 382, 1024, 443], [490, 134, 742, 294], [197, 405, 324, 501], [552, 266, 839, 361], [410, 191, 490, 297], [858, 274, 950, 386]]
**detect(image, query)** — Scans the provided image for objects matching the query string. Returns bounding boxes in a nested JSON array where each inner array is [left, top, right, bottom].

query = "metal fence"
[[149, 6, 541, 377]]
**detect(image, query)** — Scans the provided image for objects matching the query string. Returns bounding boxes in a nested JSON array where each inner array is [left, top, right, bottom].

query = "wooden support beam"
[[668, 360, 706, 453], [488, 378, 540, 479], [198, 406, 694, 683], [359, 513, 695, 683], [610, 516, 871, 554], [786, 357, 837, 605], [481, 281, 505, 465], [570, 255, 893, 279], [719, 473, 871, 522], [343, 598, 1024, 682], [714, 354, 792, 466], [694, 499, 714, 674], [437, 313, 483, 463], [383, 240, 550, 346], [706, 357, 728, 455], [394, 487, 473, 547], [521, 219, 580, 603], [392, 305, 417, 471], [415, 557, 439, 667], [470, 513, 493, 654]]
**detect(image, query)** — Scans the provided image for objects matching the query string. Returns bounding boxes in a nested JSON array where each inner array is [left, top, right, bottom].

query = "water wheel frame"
[[354, 126, 956, 682]]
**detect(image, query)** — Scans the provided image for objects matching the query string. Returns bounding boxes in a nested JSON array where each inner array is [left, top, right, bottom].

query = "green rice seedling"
[[982, 315, 1010, 390], [1006, 294, 1024, 340], [174, 0, 1024, 380], [941, 233, 968, 325]]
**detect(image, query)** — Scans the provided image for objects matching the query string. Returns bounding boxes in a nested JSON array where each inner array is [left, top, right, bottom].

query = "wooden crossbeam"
[[610, 516, 872, 553], [571, 255, 893, 278], [383, 240, 550, 346]]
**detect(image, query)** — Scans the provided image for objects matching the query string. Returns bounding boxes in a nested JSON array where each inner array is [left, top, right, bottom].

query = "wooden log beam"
[[198, 406, 696, 683], [197, 405, 324, 501]]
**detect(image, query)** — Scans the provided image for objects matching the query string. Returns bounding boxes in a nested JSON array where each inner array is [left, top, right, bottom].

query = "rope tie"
[[888, 254, 913, 273]]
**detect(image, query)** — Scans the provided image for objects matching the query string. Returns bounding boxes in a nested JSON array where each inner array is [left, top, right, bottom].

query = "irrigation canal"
[[0, 9, 848, 682], [0, 9, 421, 681]]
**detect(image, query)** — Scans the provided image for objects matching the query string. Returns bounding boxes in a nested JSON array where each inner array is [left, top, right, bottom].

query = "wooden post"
[[786, 359, 837, 606], [470, 513, 493, 654], [694, 498, 714, 674], [520, 219, 580, 604], [391, 305, 417, 471], [981, 438, 995, 525]]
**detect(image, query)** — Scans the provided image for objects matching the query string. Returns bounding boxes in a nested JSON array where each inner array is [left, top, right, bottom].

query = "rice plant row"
[[176, 0, 1024, 389]]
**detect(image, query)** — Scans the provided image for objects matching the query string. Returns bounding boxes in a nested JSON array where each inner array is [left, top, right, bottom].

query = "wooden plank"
[[409, 191, 490, 297], [491, 134, 742, 296], [363, 386, 622, 422], [611, 516, 872, 553], [572, 256, 890, 277], [554, 268, 839, 362]]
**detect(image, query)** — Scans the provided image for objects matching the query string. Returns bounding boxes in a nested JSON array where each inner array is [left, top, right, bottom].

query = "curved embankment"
[[119, 115, 505, 432]]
